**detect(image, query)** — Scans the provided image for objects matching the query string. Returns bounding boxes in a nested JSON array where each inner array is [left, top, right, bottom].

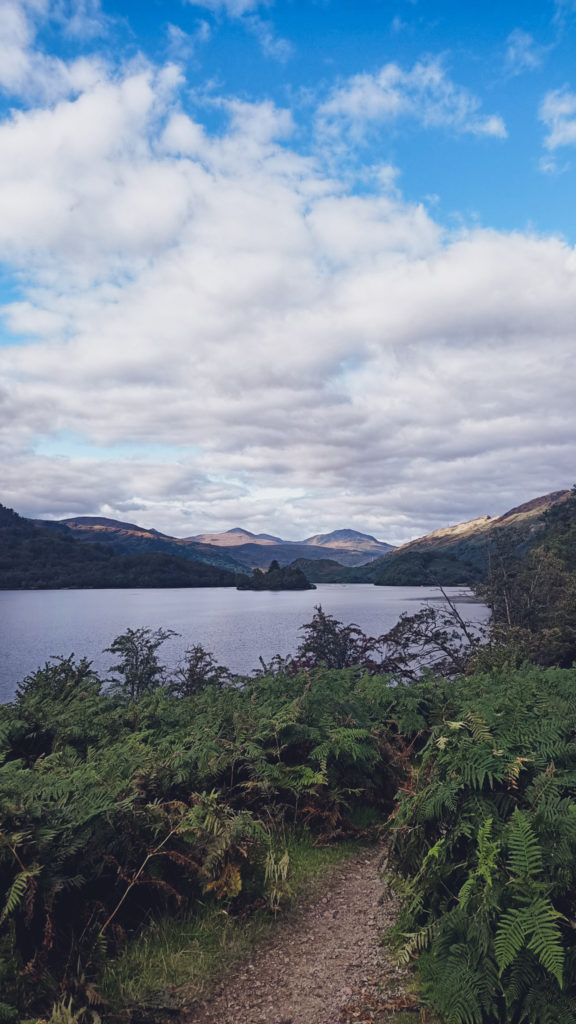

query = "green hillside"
[[0, 505, 238, 589]]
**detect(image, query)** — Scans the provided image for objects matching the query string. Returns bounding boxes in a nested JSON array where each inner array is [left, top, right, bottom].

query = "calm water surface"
[[0, 584, 488, 702]]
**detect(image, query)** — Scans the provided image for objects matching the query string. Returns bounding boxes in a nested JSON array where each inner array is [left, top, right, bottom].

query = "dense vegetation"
[[0, 628, 407, 1022], [236, 559, 316, 590], [0, 505, 239, 589], [374, 549, 482, 586], [387, 664, 576, 1024], [1, 490, 576, 1023]]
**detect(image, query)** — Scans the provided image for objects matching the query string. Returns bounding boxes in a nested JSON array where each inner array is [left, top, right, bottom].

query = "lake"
[[0, 584, 489, 702]]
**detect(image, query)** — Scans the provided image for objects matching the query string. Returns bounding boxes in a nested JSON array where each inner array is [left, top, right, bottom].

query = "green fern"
[[506, 809, 543, 879]]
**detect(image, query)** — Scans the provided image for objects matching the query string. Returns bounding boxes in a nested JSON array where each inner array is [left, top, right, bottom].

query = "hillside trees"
[[474, 490, 576, 667]]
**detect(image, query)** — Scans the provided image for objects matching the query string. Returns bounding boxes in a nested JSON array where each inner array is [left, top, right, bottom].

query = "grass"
[[100, 830, 365, 1013]]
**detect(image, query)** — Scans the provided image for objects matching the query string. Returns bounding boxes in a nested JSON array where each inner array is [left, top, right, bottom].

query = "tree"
[[105, 627, 178, 700], [378, 599, 483, 681], [295, 606, 371, 669], [168, 644, 232, 697]]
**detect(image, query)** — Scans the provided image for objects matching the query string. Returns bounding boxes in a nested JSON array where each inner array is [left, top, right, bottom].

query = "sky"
[[0, 0, 575, 544]]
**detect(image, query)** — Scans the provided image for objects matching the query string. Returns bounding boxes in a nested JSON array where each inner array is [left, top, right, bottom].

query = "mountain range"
[[1, 489, 570, 590], [60, 520, 394, 570]]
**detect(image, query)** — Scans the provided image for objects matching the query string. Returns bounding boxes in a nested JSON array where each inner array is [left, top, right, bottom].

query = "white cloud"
[[166, 21, 212, 61], [184, 0, 270, 17], [51, 0, 110, 39], [244, 15, 292, 62], [183, 0, 289, 61], [0, 0, 107, 102], [552, 0, 576, 27], [317, 59, 507, 142], [0, 56, 573, 541], [504, 29, 547, 76], [540, 85, 576, 149]]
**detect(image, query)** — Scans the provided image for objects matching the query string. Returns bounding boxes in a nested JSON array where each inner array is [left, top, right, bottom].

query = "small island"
[[236, 559, 316, 591]]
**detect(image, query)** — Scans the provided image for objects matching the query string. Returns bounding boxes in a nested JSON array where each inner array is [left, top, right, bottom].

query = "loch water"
[[0, 583, 489, 703]]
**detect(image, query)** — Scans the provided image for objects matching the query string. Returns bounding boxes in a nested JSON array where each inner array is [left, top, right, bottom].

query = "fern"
[[1, 867, 40, 920], [506, 809, 543, 879], [525, 897, 565, 986]]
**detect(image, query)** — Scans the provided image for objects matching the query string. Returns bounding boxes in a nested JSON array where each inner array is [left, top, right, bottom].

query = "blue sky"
[[33, 0, 576, 237], [0, 0, 575, 540]]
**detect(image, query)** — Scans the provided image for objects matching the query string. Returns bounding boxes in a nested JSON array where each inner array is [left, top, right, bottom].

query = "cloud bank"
[[0, 19, 573, 542]]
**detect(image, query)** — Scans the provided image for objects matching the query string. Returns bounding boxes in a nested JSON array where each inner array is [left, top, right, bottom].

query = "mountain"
[[363, 490, 572, 586], [60, 517, 248, 574], [0, 507, 239, 590], [209, 541, 387, 569], [302, 529, 393, 554], [188, 526, 393, 568]]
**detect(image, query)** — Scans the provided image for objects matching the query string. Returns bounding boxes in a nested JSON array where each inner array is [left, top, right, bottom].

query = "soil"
[[179, 844, 414, 1024]]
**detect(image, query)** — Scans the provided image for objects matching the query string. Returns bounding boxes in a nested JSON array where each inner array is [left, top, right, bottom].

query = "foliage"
[[294, 606, 374, 669], [376, 598, 485, 681], [105, 627, 178, 699], [100, 831, 359, 1007], [385, 664, 576, 1024], [3, 511, 576, 1023], [287, 602, 483, 682], [168, 644, 233, 697], [374, 550, 482, 586], [0, 636, 408, 1018], [237, 559, 316, 590], [475, 490, 576, 667]]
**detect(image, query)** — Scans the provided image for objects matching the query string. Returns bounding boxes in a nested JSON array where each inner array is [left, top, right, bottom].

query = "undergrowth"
[[0, 656, 409, 1020], [100, 831, 360, 1010], [385, 664, 576, 1024]]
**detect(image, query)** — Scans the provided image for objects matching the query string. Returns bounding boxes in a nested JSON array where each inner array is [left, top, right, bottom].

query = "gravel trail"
[[180, 844, 410, 1024]]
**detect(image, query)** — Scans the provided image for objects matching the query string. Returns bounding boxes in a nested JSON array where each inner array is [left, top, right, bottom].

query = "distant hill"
[[302, 529, 393, 555], [363, 491, 571, 586], [187, 526, 393, 568], [55, 518, 394, 569], [0, 507, 239, 590], [60, 517, 248, 574], [6, 495, 571, 589]]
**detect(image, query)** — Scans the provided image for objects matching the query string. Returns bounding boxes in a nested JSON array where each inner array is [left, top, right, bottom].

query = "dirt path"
[[180, 845, 410, 1024]]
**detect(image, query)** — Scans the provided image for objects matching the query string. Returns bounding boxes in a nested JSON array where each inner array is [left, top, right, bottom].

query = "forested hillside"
[[0, 505, 239, 589]]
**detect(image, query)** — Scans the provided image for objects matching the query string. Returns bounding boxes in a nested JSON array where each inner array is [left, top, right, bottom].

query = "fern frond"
[[507, 809, 543, 878]]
